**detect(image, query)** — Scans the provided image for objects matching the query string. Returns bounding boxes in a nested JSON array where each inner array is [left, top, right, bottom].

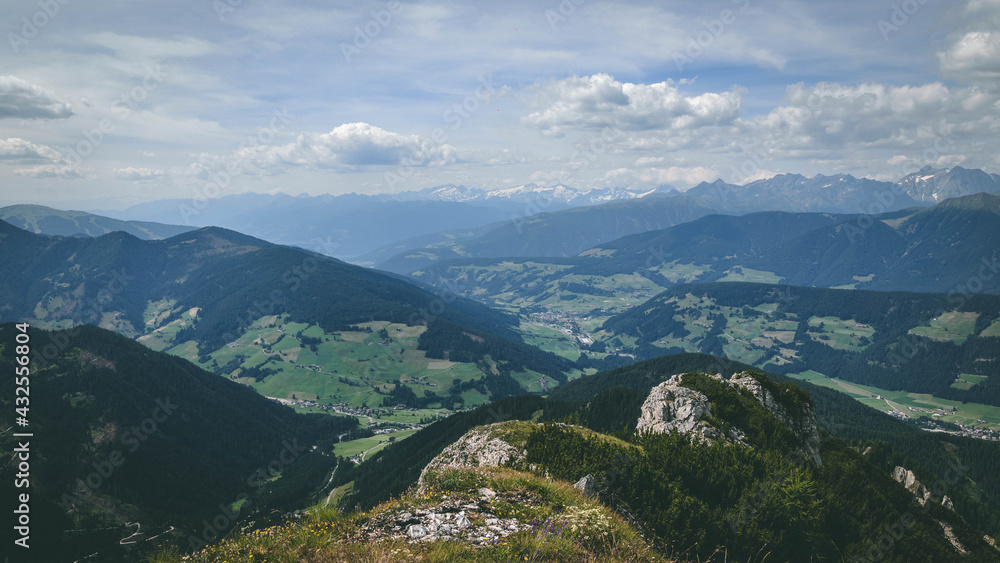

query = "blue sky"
[[0, 0, 997, 208]]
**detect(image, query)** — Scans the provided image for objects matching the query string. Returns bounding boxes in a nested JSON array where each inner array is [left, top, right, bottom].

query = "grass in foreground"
[[150, 467, 668, 563]]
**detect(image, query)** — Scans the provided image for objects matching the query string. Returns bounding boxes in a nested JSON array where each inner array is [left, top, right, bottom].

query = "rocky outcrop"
[[937, 520, 971, 556], [359, 486, 532, 545], [892, 466, 933, 506], [891, 465, 956, 511], [636, 374, 749, 446], [418, 422, 535, 490], [730, 373, 822, 466], [418, 425, 527, 488], [574, 474, 598, 499], [637, 372, 823, 466]]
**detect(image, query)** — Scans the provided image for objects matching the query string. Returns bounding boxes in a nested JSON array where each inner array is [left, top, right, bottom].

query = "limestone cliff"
[[637, 372, 823, 466]]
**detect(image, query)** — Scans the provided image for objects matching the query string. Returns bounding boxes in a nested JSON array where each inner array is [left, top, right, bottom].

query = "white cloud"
[[635, 156, 665, 166], [599, 165, 719, 188], [938, 31, 1000, 79], [0, 138, 63, 162], [13, 165, 89, 179], [744, 82, 1000, 155], [0, 76, 73, 120], [522, 74, 744, 136], [199, 122, 461, 175], [936, 0, 1000, 80], [113, 167, 168, 182], [86, 33, 218, 60]]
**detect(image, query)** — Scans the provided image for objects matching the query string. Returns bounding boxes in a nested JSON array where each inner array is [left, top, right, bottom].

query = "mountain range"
[[2, 164, 999, 561], [0, 204, 195, 240], [370, 166, 1000, 270], [4, 167, 995, 268], [0, 219, 578, 413], [406, 193, 1000, 319]]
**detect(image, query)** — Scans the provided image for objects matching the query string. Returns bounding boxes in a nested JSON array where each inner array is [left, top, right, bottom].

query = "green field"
[[138, 300, 201, 351], [908, 312, 980, 344], [332, 428, 420, 459], [789, 371, 1000, 433], [639, 293, 812, 368], [979, 318, 1000, 338], [806, 316, 875, 351], [716, 267, 783, 284], [951, 373, 989, 391], [419, 262, 667, 318], [650, 261, 710, 284], [150, 311, 536, 410]]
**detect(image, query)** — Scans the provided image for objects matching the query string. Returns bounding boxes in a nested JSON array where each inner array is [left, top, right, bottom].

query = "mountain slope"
[[898, 166, 1000, 203], [322, 356, 1000, 561], [407, 195, 1000, 326], [377, 195, 719, 273], [865, 192, 1000, 293], [110, 193, 519, 259], [0, 221, 576, 405], [0, 323, 357, 562], [0, 204, 195, 240], [600, 282, 1000, 405]]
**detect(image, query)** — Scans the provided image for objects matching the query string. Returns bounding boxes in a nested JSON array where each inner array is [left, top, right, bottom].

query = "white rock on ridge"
[[418, 426, 528, 488], [637, 372, 823, 466], [730, 373, 823, 466], [892, 466, 932, 506], [636, 374, 749, 446]]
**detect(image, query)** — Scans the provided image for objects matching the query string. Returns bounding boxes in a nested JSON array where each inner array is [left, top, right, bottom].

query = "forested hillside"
[[601, 282, 1000, 405], [321, 353, 1000, 561], [0, 323, 357, 561]]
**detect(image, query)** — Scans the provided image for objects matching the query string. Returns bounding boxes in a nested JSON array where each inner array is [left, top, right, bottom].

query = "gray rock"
[[636, 374, 748, 446], [418, 426, 529, 488], [637, 372, 823, 466], [478, 487, 497, 500], [892, 466, 931, 505], [730, 373, 823, 466], [574, 474, 599, 498], [407, 524, 427, 539]]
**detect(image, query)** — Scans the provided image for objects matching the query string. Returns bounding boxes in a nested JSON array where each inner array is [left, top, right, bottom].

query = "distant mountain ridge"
[[388, 182, 678, 206], [0, 204, 195, 240], [405, 193, 1000, 302], [898, 166, 1000, 203], [371, 167, 999, 270], [0, 220, 576, 401]]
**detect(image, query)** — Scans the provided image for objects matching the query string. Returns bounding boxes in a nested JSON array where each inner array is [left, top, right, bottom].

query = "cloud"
[[635, 156, 665, 166], [938, 31, 1000, 79], [522, 74, 745, 136], [113, 167, 168, 181], [599, 165, 720, 188], [744, 82, 1000, 154], [936, 0, 1000, 80], [86, 32, 218, 60], [0, 138, 63, 162], [13, 165, 89, 179], [197, 122, 460, 175], [0, 76, 73, 120]]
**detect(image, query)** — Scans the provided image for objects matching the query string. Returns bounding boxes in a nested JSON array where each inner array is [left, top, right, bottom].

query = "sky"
[[0, 0, 998, 209]]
